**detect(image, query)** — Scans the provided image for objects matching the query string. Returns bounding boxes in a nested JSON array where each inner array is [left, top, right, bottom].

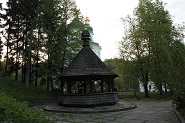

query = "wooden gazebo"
[[58, 30, 119, 106]]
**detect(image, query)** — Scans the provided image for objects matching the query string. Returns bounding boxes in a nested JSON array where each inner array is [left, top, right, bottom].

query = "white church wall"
[[139, 81, 170, 92]]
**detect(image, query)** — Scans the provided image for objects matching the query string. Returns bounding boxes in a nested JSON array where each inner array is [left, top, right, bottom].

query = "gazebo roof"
[[60, 30, 118, 78]]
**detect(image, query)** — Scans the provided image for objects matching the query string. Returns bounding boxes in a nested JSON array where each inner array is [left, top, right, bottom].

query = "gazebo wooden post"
[[60, 80, 64, 94], [111, 78, 114, 92], [101, 79, 104, 93], [107, 80, 111, 92], [83, 81, 87, 93], [78, 82, 80, 93], [89, 79, 93, 93], [67, 80, 71, 94]]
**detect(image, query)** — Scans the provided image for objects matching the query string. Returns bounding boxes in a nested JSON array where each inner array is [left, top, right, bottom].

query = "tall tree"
[[170, 25, 185, 92], [170, 24, 185, 109], [2, 0, 84, 89], [36, 0, 84, 90], [135, 0, 173, 95], [119, 15, 151, 97], [3, 0, 38, 84], [119, 0, 173, 97], [0, 3, 4, 72]]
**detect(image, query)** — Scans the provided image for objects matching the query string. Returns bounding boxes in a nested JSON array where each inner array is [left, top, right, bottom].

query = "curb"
[[174, 109, 185, 123], [42, 103, 137, 113], [37, 102, 137, 113]]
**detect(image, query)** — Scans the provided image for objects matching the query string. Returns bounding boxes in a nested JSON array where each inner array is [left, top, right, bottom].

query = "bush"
[[0, 92, 49, 123], [172, 90, 185, 110]]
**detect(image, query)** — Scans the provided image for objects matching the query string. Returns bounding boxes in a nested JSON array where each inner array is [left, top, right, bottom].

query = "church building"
[[84, 16, 101, 58]]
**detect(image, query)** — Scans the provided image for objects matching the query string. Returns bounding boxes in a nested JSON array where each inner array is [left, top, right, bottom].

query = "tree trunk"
[[15, 36, 19, 81], [51, 78, 53, 91], [22, 34, 26, 83], [15, 61, 18, 81], [35, 29, 40, 87], [133, 85, 140, 100], [4, 31, 10, 77], [15, 21, 20, 81], [164, 82, 167, 93], [143, 73, 149, 98], [25, 23, 33, 87], [35, 66, 38, 87], [170, 87, 174, 97], [159, 82, 163, 95], [144, 82, 149, 98]]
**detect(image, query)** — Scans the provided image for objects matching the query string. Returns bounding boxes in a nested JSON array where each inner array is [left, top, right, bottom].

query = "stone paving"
[[41, 101, 136, 113], [44, 101, 181, 123]]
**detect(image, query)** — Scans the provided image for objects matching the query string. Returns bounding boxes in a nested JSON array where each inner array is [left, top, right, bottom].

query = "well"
[[58, 30, 118, 107]]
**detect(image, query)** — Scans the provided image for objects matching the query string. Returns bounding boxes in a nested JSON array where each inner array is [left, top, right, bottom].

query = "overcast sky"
[[75, 0, 185, 60], [1, 0, 185, 60]]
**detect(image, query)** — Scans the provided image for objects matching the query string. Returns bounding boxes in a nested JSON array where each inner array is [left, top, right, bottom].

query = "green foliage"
[[172, 88, 185, 119], [104, 59, 116, 72], [173, 90, 185, 110], [104, 58, 128, 90], [32, 0, 84, 89], [0, 92, 48, 123], [104, 58, 140, 92], [118, 0, 185, 115], [1, 0, 84, 89], [170, 26, 185, 110], [135, 0, 173, 96], [119, 0, 185, 98], [0, 37, 3, 72], [172, 77, 185, 110]]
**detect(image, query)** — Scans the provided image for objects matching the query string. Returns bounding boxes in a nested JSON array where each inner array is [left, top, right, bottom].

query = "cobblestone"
[[43, 101, 182, 123]]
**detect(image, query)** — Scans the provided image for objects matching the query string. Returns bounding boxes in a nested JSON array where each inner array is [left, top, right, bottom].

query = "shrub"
[[0, 92, 49, 123], [172, 89, 185, 110]]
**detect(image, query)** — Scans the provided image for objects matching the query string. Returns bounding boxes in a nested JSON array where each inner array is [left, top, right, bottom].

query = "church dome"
[[85, 16, 93, 33], [89, 40, 98, 46], [84, 16, 101, 58], [85, 24, 93, 33]]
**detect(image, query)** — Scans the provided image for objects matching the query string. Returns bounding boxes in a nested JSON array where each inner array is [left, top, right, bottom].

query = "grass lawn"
[[0, 77, 56, 101]]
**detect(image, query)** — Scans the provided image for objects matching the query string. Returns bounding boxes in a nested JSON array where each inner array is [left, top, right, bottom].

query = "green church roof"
[[85, 24, 93, 33], [89, 40, 99, 46], [84, 16, 101, 48]]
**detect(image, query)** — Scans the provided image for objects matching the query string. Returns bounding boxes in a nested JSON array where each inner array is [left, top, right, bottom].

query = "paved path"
[[46, 101, 181, 123]]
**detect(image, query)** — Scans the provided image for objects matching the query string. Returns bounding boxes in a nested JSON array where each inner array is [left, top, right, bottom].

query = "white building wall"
[[139, 81, 155, 92], [139, 81, 169, 92], [89, 31, 101, 58], [91, 45, 101, 58]]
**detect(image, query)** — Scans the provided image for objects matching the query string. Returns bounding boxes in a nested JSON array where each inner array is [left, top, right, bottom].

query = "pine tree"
[[0, 3, 3, 71], [3, 0, 38, 84]]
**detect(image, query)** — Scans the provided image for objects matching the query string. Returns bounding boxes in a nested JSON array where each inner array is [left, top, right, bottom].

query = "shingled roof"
[[60, 30, 118, 78]]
